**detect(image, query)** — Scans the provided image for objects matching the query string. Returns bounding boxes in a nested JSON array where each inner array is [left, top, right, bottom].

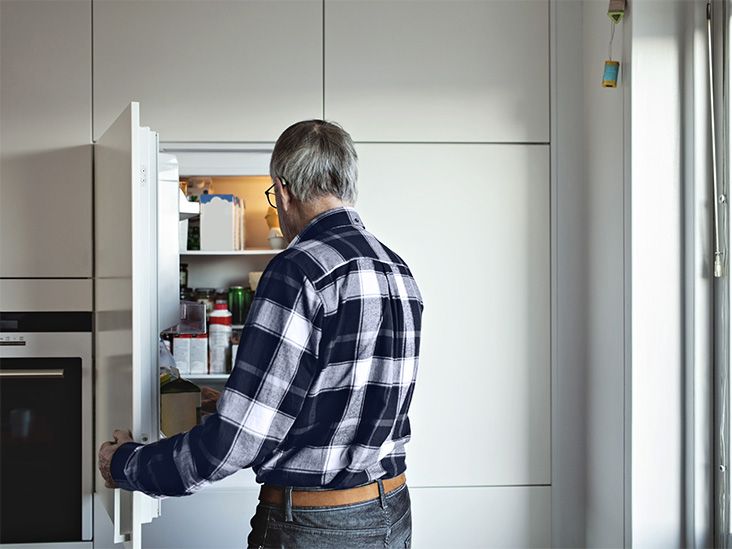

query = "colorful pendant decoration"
[[603, 0, 623, 88], [602, 60, 620, 88]]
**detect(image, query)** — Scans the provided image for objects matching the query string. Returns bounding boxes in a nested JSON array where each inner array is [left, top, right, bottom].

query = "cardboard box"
[[160, 378, 201, 437], [200, 194, 245, 251]]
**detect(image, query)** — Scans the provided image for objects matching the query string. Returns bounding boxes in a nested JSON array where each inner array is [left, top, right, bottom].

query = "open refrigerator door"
[[95, 102, 179, 548]]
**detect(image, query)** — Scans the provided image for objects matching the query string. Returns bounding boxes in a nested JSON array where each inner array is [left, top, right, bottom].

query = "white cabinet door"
[[355, 144, 550, 486], [0, 0, 92, 277], [410, 486, 551, 548], [325, 0, 549, 143], [95, 103, 161, 549], [93, 0, 322, 142]]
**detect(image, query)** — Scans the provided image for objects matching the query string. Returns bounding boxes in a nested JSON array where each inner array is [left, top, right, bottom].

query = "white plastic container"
[[173, 335, 191, 374], [209, 301, 233, 374], [200, 194, 245, 251], [189, 334, 208, 375]]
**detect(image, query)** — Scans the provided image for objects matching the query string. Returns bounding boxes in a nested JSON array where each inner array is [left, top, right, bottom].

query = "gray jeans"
[[247, 480, 412, 549]]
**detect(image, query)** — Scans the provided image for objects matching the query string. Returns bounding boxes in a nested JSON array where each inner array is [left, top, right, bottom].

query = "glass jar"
[[193, 288, 216, 318]]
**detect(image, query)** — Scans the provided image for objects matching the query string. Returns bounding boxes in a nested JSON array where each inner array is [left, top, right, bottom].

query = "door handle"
[[0, 369, 64, 379]]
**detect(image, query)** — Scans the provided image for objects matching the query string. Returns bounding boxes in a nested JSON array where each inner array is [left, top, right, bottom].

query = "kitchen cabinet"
[[0, 0, 92, 278], [410, 486, 550, 547], [0, 279, 92, 312], [355, 143, 551, 486], [92, 0, 322, 142], [324, 0, 549, 143]]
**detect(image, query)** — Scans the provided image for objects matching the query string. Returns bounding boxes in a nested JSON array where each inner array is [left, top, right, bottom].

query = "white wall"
[[583, 1, 628, 546], [552, 1, 628, 546], [551, 1, 588, 546], [554, 2, 716, 547]]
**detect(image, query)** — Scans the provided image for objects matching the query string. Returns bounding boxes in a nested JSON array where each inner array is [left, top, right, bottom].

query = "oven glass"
[[0, 358, 82, 543]]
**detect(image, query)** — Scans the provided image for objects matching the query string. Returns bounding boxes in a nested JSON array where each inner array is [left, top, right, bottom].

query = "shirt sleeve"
[[110, 254, 323, 497]]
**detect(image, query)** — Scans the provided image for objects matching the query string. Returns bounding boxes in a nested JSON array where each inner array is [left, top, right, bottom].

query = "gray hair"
[[269, 120, 358, 205]]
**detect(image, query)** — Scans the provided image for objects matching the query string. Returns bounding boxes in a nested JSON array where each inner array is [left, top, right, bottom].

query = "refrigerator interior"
[[162, 147, 282, 490]]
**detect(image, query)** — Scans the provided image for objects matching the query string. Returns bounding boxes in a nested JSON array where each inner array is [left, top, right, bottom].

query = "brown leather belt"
[[259, 473, 406, 508]]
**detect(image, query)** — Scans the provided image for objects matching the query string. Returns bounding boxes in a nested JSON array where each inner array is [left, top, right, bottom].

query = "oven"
[[0, 312, 93, 544]]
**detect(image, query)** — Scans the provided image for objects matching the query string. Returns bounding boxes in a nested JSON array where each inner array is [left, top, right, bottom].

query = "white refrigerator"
[[94, 102, 189, 548]]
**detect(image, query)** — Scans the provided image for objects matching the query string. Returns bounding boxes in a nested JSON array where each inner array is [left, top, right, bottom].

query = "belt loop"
[[377, 478, 387, 509], [284, 486, 294, 522]]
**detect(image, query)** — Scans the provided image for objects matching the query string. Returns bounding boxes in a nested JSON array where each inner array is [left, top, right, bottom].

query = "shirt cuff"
[[111, 441, 143, 491]]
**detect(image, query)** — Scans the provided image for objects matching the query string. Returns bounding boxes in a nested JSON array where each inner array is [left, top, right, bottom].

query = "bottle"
[[228, 286, 245, 325], [208, 301, 232, 374], [180, 263, 188, 288], [242, 287, 254, 319], [215, 288, 228, 304]]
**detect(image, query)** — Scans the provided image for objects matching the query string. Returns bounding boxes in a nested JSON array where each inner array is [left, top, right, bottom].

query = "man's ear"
[[275, 177, 292, 212]]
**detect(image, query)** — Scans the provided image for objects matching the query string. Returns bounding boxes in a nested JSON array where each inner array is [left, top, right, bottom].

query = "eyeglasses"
[[265, 177, 287, 209]]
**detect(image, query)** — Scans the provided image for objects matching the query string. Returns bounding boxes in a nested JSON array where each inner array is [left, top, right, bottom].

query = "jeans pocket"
[[388, 508, 412, 549], [267, 520, 387, 549]]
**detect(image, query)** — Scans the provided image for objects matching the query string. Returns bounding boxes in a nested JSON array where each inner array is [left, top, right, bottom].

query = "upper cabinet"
[[324, 0, 549, 143], [0, 0, 92, 278], [93, 0, 323, 142]]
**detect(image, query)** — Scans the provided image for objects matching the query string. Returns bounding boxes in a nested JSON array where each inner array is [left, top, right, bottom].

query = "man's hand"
[[98, 429, 134, 489], [201, 386, 221, 414]]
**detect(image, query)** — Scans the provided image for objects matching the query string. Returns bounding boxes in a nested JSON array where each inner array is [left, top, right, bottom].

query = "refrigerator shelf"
[[180, 249, 282, 256], [185, 373, 230, 381]]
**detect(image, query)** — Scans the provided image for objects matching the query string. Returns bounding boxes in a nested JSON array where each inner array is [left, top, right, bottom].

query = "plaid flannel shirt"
[[111, 206, 424, 496]]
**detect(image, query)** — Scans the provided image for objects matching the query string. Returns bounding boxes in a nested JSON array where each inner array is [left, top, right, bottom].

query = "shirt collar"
[[287, 206, 364, 248]]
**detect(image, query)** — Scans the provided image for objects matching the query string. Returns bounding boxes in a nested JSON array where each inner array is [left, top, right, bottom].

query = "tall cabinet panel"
[[0, 0, 92, 277], [93, 0, 323, 142], [356, 144, 551, 486], [325, 0, 549, 142]]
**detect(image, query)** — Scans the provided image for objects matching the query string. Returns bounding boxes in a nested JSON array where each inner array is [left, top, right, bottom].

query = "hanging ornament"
[[602, 18, 620, 88], [608, 0, 626, 23], [602, 60, 620, 88]]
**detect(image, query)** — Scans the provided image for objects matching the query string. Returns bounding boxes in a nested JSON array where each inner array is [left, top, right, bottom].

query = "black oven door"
[[0, 358, 82, 543]]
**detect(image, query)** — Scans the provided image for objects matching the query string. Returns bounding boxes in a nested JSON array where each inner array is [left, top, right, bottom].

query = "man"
[[99, 120, 424, 548]]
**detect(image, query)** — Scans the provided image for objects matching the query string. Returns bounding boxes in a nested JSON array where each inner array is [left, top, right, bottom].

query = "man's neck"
[[294, 196, 346, 235]]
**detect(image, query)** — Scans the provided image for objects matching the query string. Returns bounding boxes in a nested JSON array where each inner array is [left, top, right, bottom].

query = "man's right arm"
[[110, 255, 323, 497]]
